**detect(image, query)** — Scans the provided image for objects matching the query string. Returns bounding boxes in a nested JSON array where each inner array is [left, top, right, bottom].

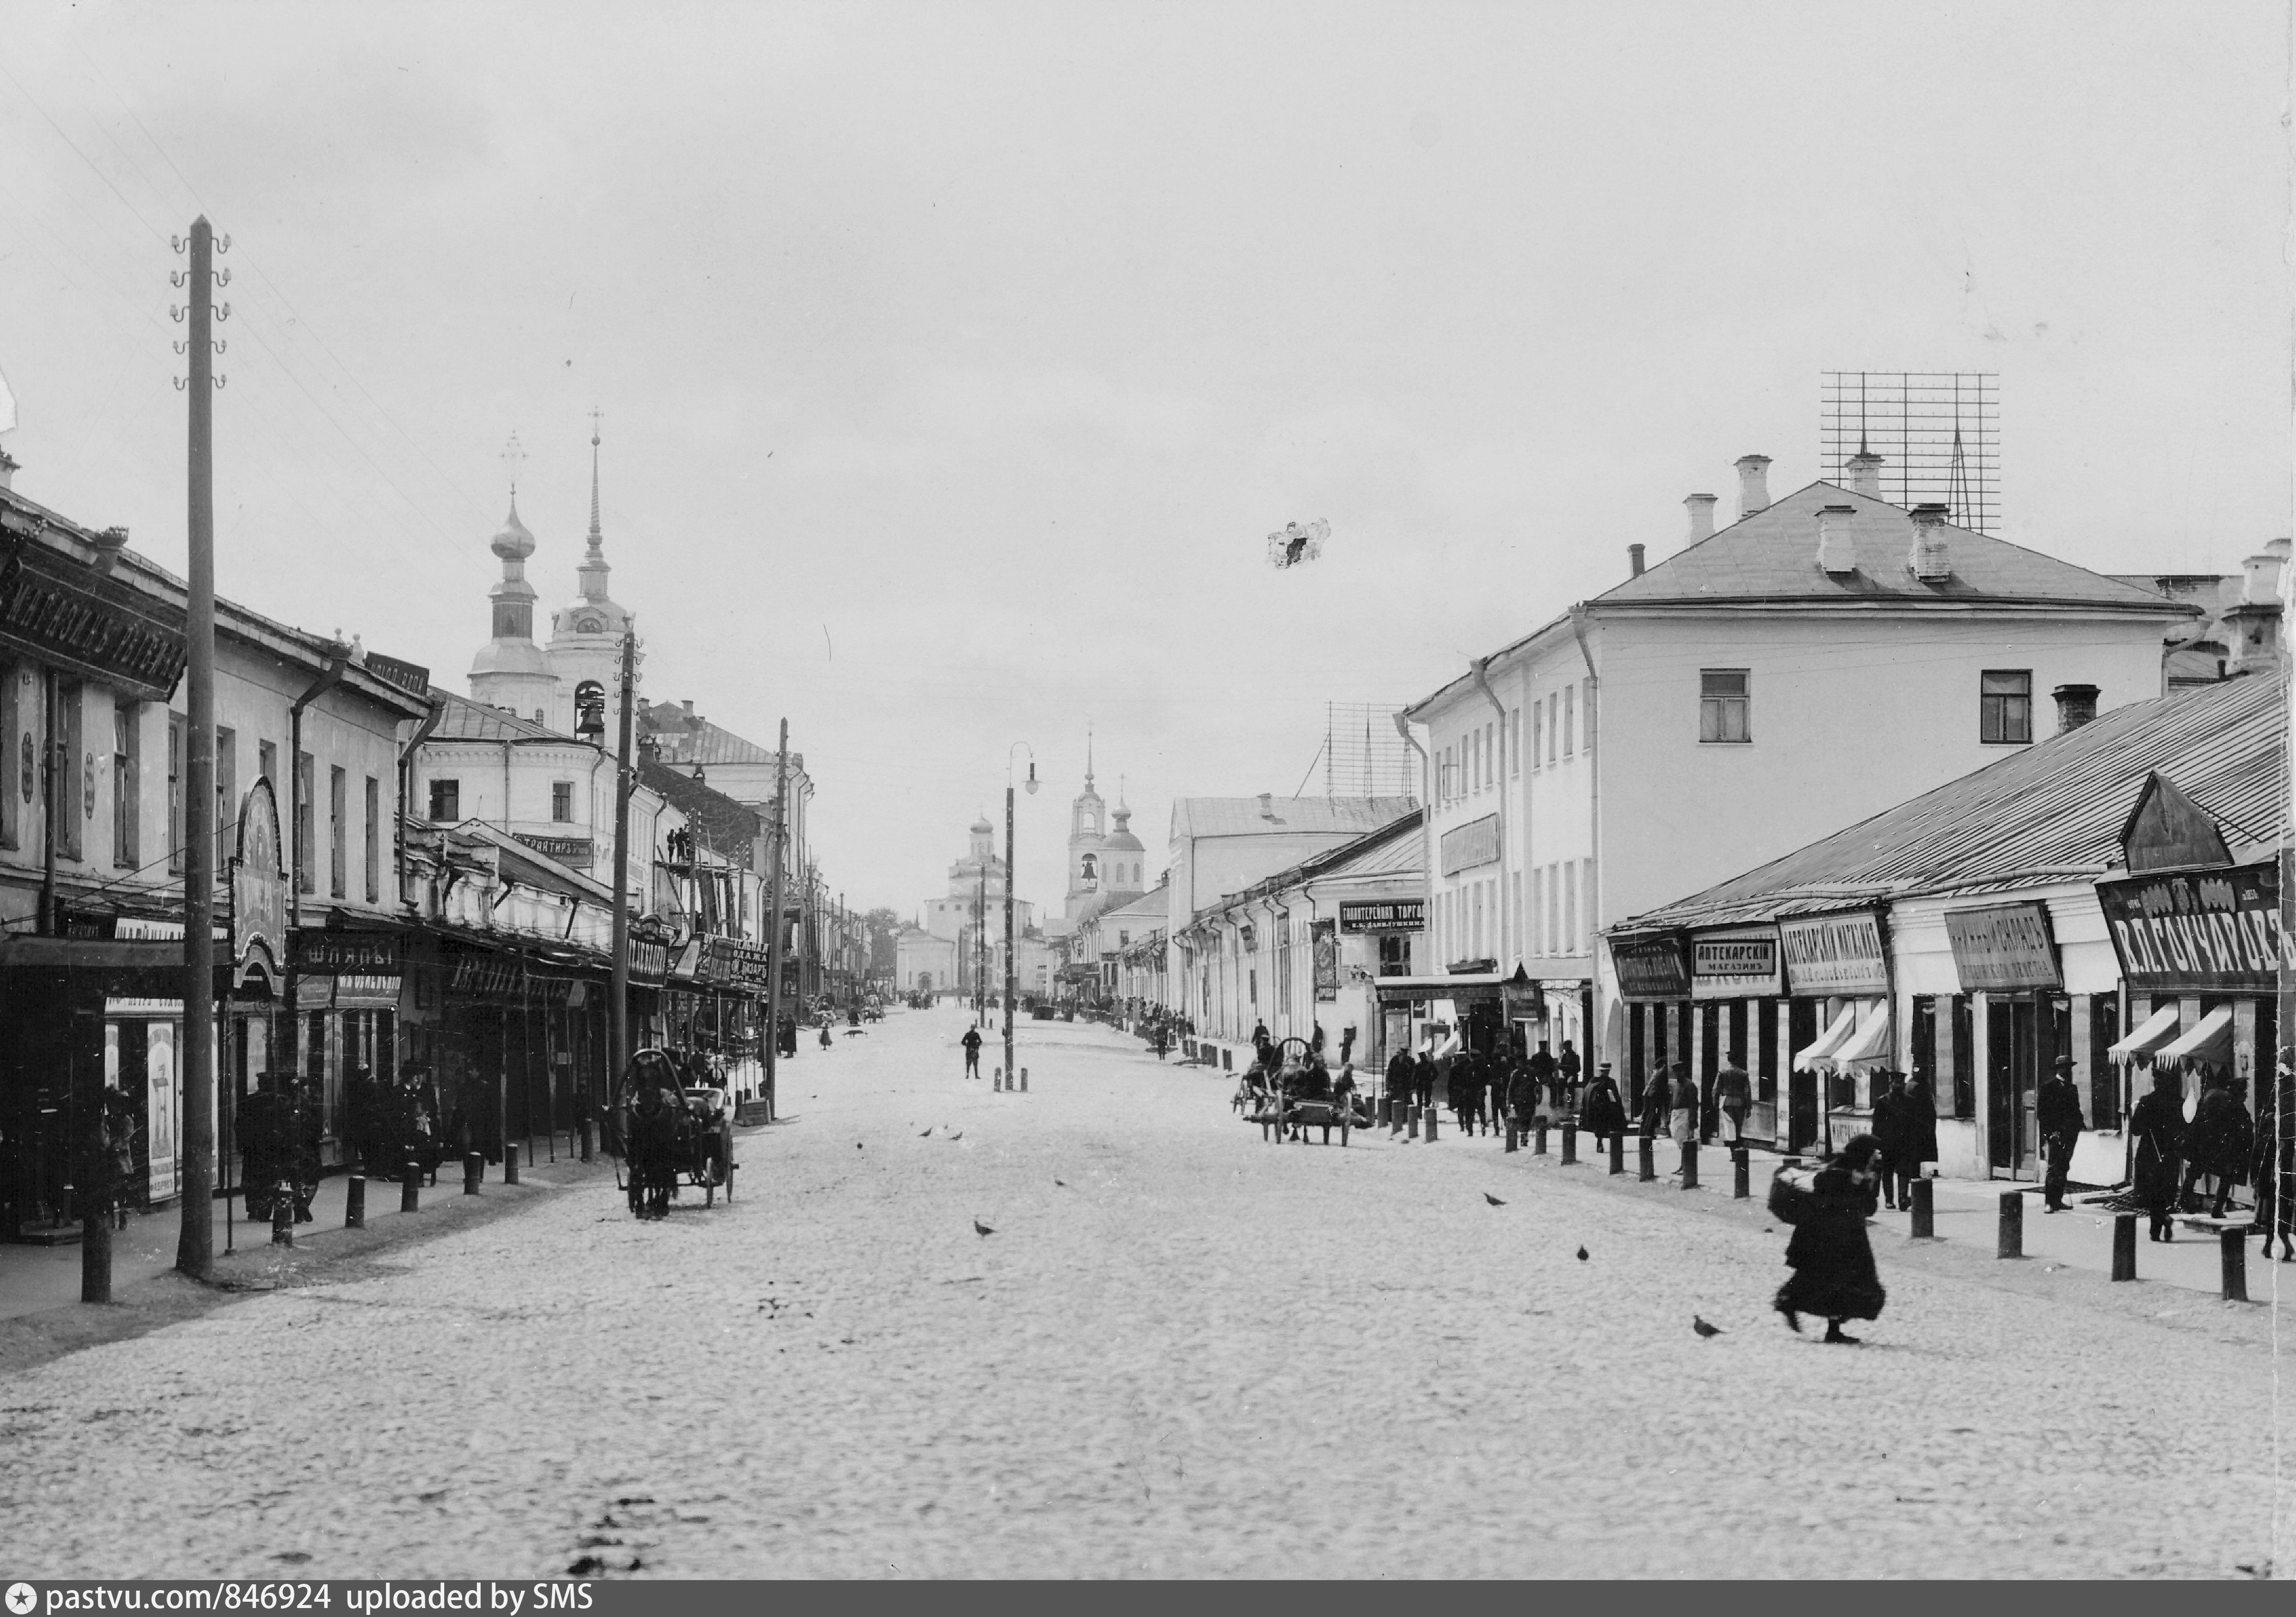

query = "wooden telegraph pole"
[[177, 218, 221, 1281], [764, 719, 788, 1121], [608, 626, 637, 1115]]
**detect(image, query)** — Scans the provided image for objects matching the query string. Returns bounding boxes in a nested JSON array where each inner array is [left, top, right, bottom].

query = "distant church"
[[467, 420, 635, 737], [1058, 740, 1146, 931]]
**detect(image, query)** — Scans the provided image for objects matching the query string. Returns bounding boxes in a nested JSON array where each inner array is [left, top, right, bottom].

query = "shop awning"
[[1828, 1003, 1892, 1073], [1793, 1002, 1857, 1070], [2107, 1004, 2183, 1065], [2152, 1004, 2234, 1073], [1373, 967, 1533, 1004]]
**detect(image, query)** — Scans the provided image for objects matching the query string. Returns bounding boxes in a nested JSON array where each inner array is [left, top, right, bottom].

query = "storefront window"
[[2089, 995, 2121, 1128]]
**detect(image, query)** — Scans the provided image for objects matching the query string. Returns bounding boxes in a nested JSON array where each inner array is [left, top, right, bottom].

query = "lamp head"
[[1025, 761, 1038, 795]]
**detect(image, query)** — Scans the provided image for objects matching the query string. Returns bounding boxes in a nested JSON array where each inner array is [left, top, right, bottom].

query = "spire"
[[578, 406, 612, 606], [1085, 723, 1095, 791]]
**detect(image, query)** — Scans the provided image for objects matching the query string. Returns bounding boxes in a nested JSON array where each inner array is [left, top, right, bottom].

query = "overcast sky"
[[0, 1, 2286, 918]]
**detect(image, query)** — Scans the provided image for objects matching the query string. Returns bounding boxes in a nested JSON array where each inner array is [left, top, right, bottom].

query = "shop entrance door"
[[1988, 998, 2040, 1178], [1786, 999, 1819, 1153]]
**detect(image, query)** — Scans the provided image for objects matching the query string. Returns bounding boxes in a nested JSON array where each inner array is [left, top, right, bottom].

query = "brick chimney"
[[1735, 456, 1771, 519], [1816, 504, 1856, 576], [1908, 503, 1952, 581], [1684, 493, 1717, 543], [1628, 543, 1646, 578], [2052, 684, 2099, 733], [1846, 451, 1884, 499]]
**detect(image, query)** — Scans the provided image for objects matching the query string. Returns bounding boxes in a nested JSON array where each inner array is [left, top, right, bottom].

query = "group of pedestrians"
[[2128, 1066, 2281, 1249], [1374, 1036, 1636, 1144]]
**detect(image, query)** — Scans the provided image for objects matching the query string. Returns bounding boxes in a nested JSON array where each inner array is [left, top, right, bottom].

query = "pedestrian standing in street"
[[1638, 1066, 1668, 1139], [961, 1023, 983, 1080], [1385, 1045, 1413, 1117], [2181, 1073, 2252, 1220], [1900, 1072, 1939, 1195], [2251, 1052, 2293, 1260], [1505, 1050, 1539, 1134], [1869, 1072, 1908, 1210], [1773, 1133, 1887, 1344], [1447, 1050, 1477, 1135], [1579, 1063, 1626, 1146], [2037, 1056, 2086, 1213], [1556, 1040, 1582, 1120], [1413, 1046, 1438, 1114], [2131, 1068, 2187, 1241], [1666, 1063, 1696, 1145], [1714, 1051, 1751, 1148], [1527, 1041, 1558, 1124]]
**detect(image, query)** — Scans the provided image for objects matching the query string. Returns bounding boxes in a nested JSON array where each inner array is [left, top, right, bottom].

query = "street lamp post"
[[1005, 744, 1037, 1093]]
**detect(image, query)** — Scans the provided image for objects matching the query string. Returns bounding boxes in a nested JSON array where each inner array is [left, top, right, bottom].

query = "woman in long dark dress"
[[2129, 1068, 2187, 1242], [1579, 1065, 1627, 1146], [1775, 1133, 1887, 1344]]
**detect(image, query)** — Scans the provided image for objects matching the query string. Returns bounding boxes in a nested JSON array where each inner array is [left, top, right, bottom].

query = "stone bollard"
[[1424, 1105, 1440, 1143], [1377, 1095, 1391, 1127], [2220, 1226, 2249, 1302], [1504, 1115, 1518, 1153], [1561, 1123, 1578, 1165], [271, 1186, 296, 1246], [2111, 1214, 2137, 1281], [1609, 1132, 1625, 1176], [402, 1163, 422, 1214], [1638, 1136, 1655, 1183], [464, 1152, 483, 1196], [1680, 1142, 1698, 1191], [345, 1174, 366, 1230], [1997, 1191, 2023, 1259], [1407, 1106, 1420, 1141], [1532, 1117, 1548, 1156], [1909, 1176, 1934, 1239], [1731, 1147, 1748, 1199], [1020, 1068, 1028, 1093], [993, 1068, 1004, 1092], [505, 1143, 521, 1186]]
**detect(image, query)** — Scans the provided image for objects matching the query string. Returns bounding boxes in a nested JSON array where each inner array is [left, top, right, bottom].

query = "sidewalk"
[[1, 1133, 599, 1322], [1409, 1118, 2289, 1299]]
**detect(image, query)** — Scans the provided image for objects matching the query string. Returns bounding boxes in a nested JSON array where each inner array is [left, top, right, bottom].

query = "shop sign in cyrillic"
[[1312, 919, 1339, 1001], [1691, 928, 1782, 1000], [1943, 901, 2062, 992], [1339, 899, 1424, 934], [293, 930, 400, 974], [1778, 912, 1889, 996], [1440, 814, 1501, 875], [511, 832, 596, 867], [2097, 858, 2284, 995], [0, 542, 188, 698], [333, 973, 402, 1010], [230, 780, 287, 984], [1611, 936, 1691, 1000]]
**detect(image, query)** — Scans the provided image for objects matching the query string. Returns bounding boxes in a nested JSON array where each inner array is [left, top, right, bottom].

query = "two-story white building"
[[1402, 452, 2193, 1105]]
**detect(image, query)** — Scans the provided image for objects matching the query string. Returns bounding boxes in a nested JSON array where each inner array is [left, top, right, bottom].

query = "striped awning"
[[1828, 1004, 1893, 1073], [2152, 1004, 2234, 1073], [1793, 1002, 1857, 1070], [2107, 1004, 2182, 1065]]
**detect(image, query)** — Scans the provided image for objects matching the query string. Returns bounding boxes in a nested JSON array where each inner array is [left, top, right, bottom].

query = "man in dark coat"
[[2036, 1056, 2086, 1213], [1556, 1040, 1583, 1118], [1580, 1063, 1627, 1145], [1527, 1041, 1559, 1117], [1899, 1074, 1939, 1177], [1638, 1066, 1670, 1138], [961, 1024, 983, 1079], [1869, 1073, 1908, 1211], [2182, 1074, 2252, 1219], [1384, 1046, 1414, 1116], [2131, 1069, 2187, 1241], [1412, 1048, 1438, 1112]]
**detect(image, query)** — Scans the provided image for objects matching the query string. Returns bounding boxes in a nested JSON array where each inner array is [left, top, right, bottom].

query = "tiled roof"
[[638, 704, 780, 767], [1095, 888, 1169, 926], [638, 757, 760, 849], [1201, 810, 1425, 919], [1601, 483, 2191, 613], [1612, 672, 2288, 934], [427, 689, 563, 742], [1171, 795, 1418, 840]]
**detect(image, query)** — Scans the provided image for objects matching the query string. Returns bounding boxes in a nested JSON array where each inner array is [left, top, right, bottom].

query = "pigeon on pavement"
[[1483, 1192, 1506, 1207], [973, 1219, 995, 1238], [950, 1132, 963, 1141], [1576, 1246, 1589, 1262], [1693, 1316, 1724, 1338], [1054, 1178, 1067, 1187], [920, 1128, 932, 1137]]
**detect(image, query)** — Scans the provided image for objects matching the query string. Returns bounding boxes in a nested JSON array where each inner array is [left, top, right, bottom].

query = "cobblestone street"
[[4, 1008, 2287, 1579]]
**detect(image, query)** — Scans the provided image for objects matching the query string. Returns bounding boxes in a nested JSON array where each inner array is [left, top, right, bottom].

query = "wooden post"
[[1909, 1175, 1934, 1238], [1998, 1190, 2023, 1259], [177, 216, 220, 1282], [2111, 1213, 2136, 1280]]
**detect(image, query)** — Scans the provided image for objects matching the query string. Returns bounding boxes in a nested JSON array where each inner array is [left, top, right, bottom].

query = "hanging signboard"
[[0, 540, 188, 699], [1440, 814, 1501, 876], [630, 940, 670, 985], [1311, 919, 1339, 1001], [1691, 927, 1782, 1000], [1339, 898, 1424, 934], [1778, 912, 1889, 996], [229, 779, 286, 991], [333, 974, 402, 1010], [1611, 936, 1691, 1000], [447, 952, 524, 998], [511, 832, 596, 868], [1943, 901, 2061, 992], [2096, 857, 2283, 996]]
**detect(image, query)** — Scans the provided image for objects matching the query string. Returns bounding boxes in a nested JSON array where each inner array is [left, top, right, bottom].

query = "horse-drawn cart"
[[1238, 1037, 1370, 1145], [615, 1049, 737, 1218]]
